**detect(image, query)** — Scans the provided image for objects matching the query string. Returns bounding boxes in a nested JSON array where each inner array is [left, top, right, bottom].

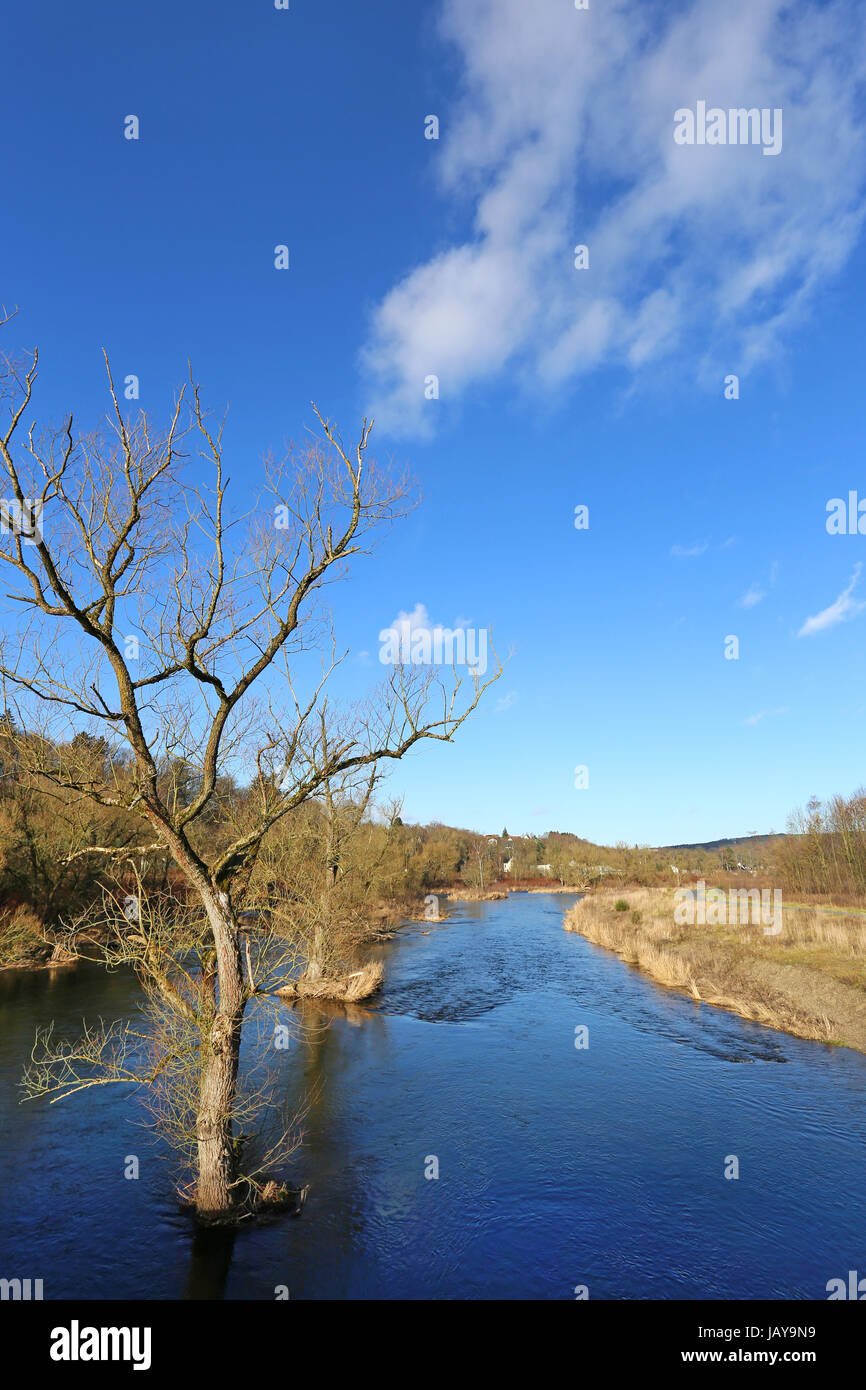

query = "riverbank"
[[0, 882, 570, 973], [564, 887, 866, 1053]]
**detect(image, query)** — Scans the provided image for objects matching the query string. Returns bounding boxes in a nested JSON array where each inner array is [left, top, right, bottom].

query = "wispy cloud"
[[671, 542, 708, 558], [739, 561, 778, 607], [362, 0, 866, 435], [494, 690, 518, 713], [744, 707, 788, 725], [739, 583, 766, 608], [798, 565, 866, 637]]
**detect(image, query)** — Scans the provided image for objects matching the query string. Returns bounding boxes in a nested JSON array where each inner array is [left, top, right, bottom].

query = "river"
[[1, 892, 864, 1299]]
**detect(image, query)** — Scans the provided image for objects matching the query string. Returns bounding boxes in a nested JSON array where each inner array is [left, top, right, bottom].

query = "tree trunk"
[[305, 935, 324, 983], [306, 860, 338, 983], [195, 888, 246, 1220]]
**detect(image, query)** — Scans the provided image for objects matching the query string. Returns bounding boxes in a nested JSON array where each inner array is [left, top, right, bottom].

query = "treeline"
[[531, 791, 866, 900], [0, 718, 244, 959], [3, 718, 864, 968], [452, 810, 866, 898], [0, 718, 489, 966], [773, 790, 866, 899], [501, 829, 766, 886]]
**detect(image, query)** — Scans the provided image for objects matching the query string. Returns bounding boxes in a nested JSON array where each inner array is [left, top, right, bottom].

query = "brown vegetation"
[[773, 790, 866, 898], [564, 887, 866, 1052], [274, 960, 384, 1003], [443, 886, 508, 902]]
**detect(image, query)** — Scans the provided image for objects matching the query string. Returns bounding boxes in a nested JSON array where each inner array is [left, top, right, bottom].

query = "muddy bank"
[[564, 887, 866, 1054]]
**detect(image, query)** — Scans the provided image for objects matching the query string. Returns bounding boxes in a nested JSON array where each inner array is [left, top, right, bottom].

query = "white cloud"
[[385, 603, 434, 644], [739, 584, 766, 608], [382, 603, 468, 644], [378, 604, 489, 671], [798, 565, 866, 637], [671, 542, 708, 557], [362, 0, 866, 434]]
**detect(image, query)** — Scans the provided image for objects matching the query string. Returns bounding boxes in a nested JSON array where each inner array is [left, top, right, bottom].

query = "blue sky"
[[2, 0, 866, 845]]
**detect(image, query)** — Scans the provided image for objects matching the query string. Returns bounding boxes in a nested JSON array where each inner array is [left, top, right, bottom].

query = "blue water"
[[1, 892, 864, 1299]]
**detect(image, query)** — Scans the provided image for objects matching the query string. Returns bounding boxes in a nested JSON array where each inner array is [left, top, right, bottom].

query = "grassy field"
[[564, 887, 866, 1053]]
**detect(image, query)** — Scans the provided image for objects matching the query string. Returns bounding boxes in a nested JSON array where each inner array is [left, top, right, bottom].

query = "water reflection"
[[183, 1223, 238, 1300]]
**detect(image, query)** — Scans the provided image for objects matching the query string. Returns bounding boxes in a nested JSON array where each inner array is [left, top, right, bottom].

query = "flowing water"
[[1, 892, 864, 1300]]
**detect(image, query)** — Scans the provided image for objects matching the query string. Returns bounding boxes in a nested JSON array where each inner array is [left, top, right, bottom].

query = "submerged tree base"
[[275, 961, 384, 1003], [184, 1180, 310, 1227]]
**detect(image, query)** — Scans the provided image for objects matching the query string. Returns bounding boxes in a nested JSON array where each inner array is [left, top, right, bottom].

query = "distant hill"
[[660, 833, 789, 853]]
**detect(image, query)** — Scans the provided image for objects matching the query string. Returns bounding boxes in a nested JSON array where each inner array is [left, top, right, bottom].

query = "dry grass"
[[275, 960, 384, 1003], [444, 887, 508, 902], [564, 887, 866, 1052]]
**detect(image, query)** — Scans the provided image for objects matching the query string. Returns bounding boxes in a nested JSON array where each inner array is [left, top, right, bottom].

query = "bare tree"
[[0, 340, 499, 1219]]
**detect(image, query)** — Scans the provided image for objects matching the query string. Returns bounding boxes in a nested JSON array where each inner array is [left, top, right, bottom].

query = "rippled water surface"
[[1, 892, 864, 1299]]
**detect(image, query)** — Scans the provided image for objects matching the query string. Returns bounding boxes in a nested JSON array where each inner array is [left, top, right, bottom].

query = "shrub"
[[631, 909, 642, 924], [614, 898, 629, 912], [0, 905, 47, 967]]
